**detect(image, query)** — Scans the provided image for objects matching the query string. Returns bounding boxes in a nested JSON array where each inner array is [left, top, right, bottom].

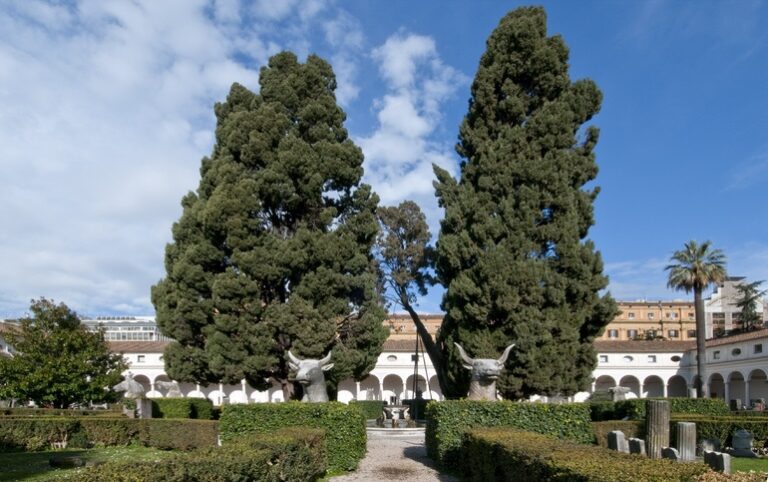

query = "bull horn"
[[287, 350, 301, 365], [498, 344, 515, 365], [454, 343, 474, 365], [319, 351, 333, 365]]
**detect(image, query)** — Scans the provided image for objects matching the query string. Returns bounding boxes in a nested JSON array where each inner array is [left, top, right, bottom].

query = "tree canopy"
[[735, 280, 766, 331], [0, 298, 126, 408], [433, 6, 617, 399], [152, 52, 388, 400]]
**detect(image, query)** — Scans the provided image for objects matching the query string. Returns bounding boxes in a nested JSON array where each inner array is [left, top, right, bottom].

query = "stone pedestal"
[[676, 422, 696, 461], [628, 438, 646, 455], [730, 429, 757, 458], [608, 431, 629, 453], [662, 447, 680, 461], [646, 400, 670, 459], [704, 451, 732, 474]]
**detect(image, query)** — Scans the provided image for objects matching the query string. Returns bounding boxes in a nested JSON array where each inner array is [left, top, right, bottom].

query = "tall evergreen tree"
[[734, 280, 765, 331], [434, 7, 617, 399], [152, 52, 388, 401]]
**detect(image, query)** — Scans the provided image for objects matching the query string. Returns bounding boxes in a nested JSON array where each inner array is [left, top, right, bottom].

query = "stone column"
[[356, 381, 361, 400], [241, 379, 248, 404], [150, 382, 156, 396], [379, 381, 384, 401], [676, 422, 696, 461], [724, 380, 730, 404], [744, 379, 751, 408], [662, 382, 668, 398], [646, 400, 670, 459]]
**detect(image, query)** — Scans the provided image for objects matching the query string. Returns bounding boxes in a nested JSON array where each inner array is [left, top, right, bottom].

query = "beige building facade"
[[600, 301, 697, 341]]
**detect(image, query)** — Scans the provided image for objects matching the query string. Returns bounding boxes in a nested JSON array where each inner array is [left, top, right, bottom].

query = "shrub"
[[139, 419, 218, 450], [219, 402, 365, 472], [349, 400, 385, 420], [62, 429, 326, 482], [614, 398, 728, 420], [461, 427, 710, 482], [0, 418, 79, 451], [592, 421, 644, 448], [78, 418, 141, 446], [150, 398, 215, 420], [589, 401, 617, 421], [425, 400, 593, 469], [0, 408, 122, 418], [669, 416, 768, 447]]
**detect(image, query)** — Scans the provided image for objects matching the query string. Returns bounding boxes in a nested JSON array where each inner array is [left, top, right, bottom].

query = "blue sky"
[[0, 0, 766, 317]]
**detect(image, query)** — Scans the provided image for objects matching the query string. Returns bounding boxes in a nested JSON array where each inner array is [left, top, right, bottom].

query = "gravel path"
[[330, 431, 458, 482]]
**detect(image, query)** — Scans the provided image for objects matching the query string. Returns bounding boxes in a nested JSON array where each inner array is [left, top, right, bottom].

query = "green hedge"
[[0, 418, 218, 452], [58, 428, 326, 482], [151, 398, 214, 420], [461, 427, 710, 482], [589, 401, 618, 421], [425, 400, 593, 470], [349, 400, 385, 420], [669, 415, 768, 447], [219, 402, 365, 472], [613, 398, 729, 420], [0, 408, 123, 418]]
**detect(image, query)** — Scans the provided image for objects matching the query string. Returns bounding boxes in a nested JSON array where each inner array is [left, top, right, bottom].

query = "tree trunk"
[[400, 294, 448, 396], [695, 288, 708, 398], [280, 378, 295, 401]]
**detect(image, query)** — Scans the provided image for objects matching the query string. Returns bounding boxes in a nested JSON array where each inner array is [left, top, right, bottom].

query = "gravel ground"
[[330, 432, 458, 482]]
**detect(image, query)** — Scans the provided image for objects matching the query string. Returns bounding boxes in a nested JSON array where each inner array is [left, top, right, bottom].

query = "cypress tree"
[[152, 52, 388, 400], [434, 7, 617, 399]]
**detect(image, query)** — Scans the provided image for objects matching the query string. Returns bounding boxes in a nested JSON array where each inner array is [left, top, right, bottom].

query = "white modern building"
[[705, 277, 768, 338]]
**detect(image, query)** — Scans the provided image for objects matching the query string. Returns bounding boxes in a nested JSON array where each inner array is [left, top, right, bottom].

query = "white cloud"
[[359, 32, 467, 234], [0, 0, 368, 317]]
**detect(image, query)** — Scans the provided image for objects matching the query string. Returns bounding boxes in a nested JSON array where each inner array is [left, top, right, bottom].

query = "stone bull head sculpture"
[[287, 350, 334, 402], [454, 343, 515, 401]]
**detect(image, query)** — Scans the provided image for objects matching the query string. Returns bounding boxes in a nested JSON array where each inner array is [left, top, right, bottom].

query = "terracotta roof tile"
[[705, 328, 768, 347]]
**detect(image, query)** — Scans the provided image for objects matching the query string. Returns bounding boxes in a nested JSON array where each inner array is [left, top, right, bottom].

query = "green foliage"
[[592, 421, 644, 448], [588, 401, 617, 421], [735, 280, 766, 330], [151, 51, 388, 400], [59, 429, 326, 482], [461, 427, 710, 482], [425, 400, 593, 469], [0, 408, 122, 417], [433, 6, 617, 400], [669, 416, 768, 447], [0, 417, 218, 452], [219, 402, 365, 472], [150, 397, 213, 419], [613, 398, 729, 420], [0, 298, 127, 408], [349, 400, 385, 420]]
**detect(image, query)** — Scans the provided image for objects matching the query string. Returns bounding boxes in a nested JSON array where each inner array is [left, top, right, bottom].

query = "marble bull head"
[[287, 350, 334, 403], [454, 343, 515, 401]]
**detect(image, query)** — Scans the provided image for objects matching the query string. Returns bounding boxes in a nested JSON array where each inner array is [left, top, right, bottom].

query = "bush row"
[[461, 427, 710, 482], [425, 400, 593, 469], [669, 415, 768, 447], [589, 398, 729, 421], [0, 408, 123, 418], [0, 418, 218, 451], [151, 398, 214, 420], [52, 428, 327, 482], [348, 400, 385, 420], [219, 402, 365, 472]]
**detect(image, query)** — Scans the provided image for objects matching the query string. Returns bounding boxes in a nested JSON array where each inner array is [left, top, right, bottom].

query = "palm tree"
[[666, 240, 727, 398]]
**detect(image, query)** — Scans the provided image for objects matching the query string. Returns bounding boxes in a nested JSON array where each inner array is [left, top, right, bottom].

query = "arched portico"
[[337, 379, 357, 403], [667, 375, 688, 397], [748, 369, 768, 405], [643, 376, 665, 398], [594, 375, 616, 392], [382, 374, 404, 404], [619, 375, 640, 398], [709, 373, 725, 400], [405, 375, 427, 400], [428, 375, 442, 400], [359, 375, 381, 401], [728, 372, 746, 408]]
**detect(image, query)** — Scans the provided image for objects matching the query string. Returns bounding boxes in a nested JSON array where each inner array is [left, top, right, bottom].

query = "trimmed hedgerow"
[[589, 401, 617, 421], [669, 415, 768, 447], [425, 400, 593, 469], [461, 427, 710, 482], [57, 428, 327, 482], [151, 398, 215, 420], [592, 421, 644, 448], [0, 408, 122, 418], [0, 417, 218, 452], [613, 398, 729, 420], [219, 402, 365, 472], [349, 400, 385, 420]]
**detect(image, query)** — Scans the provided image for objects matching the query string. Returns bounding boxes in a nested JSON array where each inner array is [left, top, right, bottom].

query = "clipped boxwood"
[[0, 417, 218, 452], [349, 400, 385, 420], [461, 427, 710, 482], [426, 400, 593, 469], [0, 408, 122, 418], [151, 398, 215, 420], [64, 428, 326, 482], [614, 398, 729, 420], [669, 415, 768, 447], [589, 401, 618, 421], [220, 402, 365, 472]]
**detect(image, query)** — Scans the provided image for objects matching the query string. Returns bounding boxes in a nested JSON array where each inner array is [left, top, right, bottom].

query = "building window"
[[627, 312, 635, 319], [599, 355, 608, 363], [755, 344, 763, 354], [671, 355, 682, 362], [732, 348, 742, 356], [687, 330, 697, 338], [646, 329, 657, 340], [688, 312, 694, 319], [647, 355, 657, 363], [668, 329, 679, 338], [712, 313, 725, 324], [713, 351, 721, 360], [665, 312, 678, 319], [647, 312, 655, 320], [627, 329, 638, 339], [387, 355, 397, 362], [623, 355, 634, 362], [608, 329, 618, 339], [137, 355, 145, 363]]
